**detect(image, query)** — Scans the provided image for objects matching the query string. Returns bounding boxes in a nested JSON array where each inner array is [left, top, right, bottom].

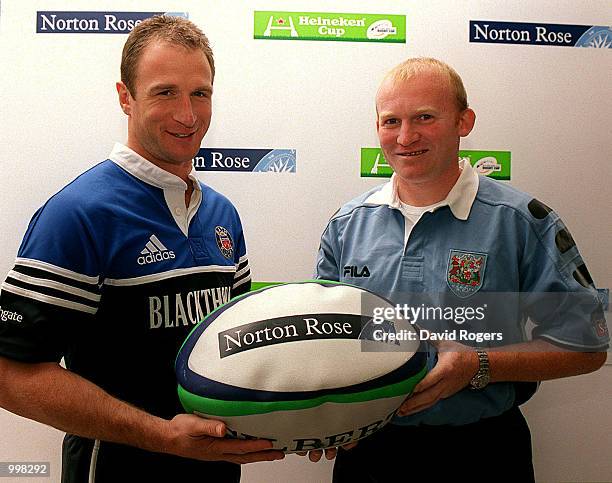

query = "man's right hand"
[[0, 358, 285, 466], [163, 414, 286, 464]]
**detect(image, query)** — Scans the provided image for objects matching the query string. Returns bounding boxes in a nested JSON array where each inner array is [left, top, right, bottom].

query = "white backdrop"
[[1, 0, 610, 481]]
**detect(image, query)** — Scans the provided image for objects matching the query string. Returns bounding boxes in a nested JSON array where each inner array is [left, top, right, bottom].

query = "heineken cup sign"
[[254, 11, 406, 43], [361, 148, 511, 180]]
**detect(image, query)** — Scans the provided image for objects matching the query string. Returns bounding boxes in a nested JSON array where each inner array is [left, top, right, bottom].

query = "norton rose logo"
[[36, 11, 188, 34], [138, 234, 175, 266], [470, 20, 612, 48]]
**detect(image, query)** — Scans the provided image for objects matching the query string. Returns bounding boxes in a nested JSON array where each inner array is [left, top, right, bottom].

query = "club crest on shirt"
[[447, 250, 487, 298], [215, 226, 234, 259]]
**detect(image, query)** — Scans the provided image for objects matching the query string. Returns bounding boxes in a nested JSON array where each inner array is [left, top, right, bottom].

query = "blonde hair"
[[121, 15, 214, 98], [378, 58, 468, 111]]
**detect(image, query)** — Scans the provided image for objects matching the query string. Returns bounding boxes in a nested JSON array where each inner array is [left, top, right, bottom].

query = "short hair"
[[378, 57, 468, 111], [121, 15, 215, 97]]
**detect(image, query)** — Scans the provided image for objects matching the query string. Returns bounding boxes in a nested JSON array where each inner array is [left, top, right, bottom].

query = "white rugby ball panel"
[[191, 336, 417, 392], [176, 280, 428, 452], [177, 281, 426, 400], [183, 282, 419, 392]]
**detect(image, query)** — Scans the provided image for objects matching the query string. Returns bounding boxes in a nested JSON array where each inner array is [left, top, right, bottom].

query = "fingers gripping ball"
[[176, 280, 427, 453]]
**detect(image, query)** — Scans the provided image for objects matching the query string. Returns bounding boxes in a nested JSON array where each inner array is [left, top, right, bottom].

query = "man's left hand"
[[397, 341, 479, 417]]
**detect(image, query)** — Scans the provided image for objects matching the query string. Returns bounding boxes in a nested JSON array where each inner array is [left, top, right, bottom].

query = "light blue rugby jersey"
[[316, 161, 608, 426]]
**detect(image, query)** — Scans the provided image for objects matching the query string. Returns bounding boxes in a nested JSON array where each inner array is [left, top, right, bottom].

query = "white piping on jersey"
[[237, 254, 248, 265], [15, 258, 99, 285], [234, 264, 250, 279], [232, 275, 251, 290], [1, 282, 97, 314], [7, 270, 101, 302], [88, 439, 100, 483], [104, 265, 236, 287]]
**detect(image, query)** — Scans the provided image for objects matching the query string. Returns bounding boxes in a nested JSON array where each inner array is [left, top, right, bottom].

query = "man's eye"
[[193, 91, 210, 98], [158, 90, 172, 96], [417, 114, 433, 121], [384, 118, 399, 125]]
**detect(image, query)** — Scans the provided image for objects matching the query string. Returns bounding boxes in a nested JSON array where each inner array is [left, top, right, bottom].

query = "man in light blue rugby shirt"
[[315, 58, 608, 481]]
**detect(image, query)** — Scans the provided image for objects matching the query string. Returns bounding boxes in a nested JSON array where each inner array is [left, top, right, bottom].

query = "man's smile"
[[168, 130, 196, 139], [396, 149, 429, 157]]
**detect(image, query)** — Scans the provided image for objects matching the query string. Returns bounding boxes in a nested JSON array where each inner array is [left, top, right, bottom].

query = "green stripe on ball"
[[178, 364, 426, 417]]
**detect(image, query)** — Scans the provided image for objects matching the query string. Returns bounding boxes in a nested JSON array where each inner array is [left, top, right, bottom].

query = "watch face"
[[471, 373, 490, 389], [470, 350, 490, 390]]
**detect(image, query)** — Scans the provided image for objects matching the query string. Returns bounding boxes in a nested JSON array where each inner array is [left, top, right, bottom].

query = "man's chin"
[[162, 147, 202, 165], [393, 167, 435, 185]]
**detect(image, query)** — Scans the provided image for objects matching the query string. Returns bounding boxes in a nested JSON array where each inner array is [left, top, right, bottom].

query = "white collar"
[[108, 143, 201, 192], [364, 158, 479, 220]]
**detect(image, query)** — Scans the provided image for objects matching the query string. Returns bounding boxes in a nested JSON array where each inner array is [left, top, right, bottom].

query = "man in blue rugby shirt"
[[0, 15, 283, 482], [315, 58, 608, 481]]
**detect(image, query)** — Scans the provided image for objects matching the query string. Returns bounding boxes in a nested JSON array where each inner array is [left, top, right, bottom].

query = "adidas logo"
[[137, 235, 176, 266]]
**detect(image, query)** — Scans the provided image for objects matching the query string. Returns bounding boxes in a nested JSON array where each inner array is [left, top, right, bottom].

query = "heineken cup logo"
[[254, 11, 406, 43], [264, 15, 298, 37], [360, 148, 511, 180]]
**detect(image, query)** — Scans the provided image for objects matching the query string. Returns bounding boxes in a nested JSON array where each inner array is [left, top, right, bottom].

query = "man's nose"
[[173, 95, 197, 127], [397, 123, 419, 146]]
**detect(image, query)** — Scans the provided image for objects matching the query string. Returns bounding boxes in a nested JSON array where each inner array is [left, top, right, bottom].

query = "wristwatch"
[[469, 350, 490, 390]]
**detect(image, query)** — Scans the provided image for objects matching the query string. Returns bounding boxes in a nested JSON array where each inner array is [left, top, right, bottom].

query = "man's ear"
[[458, 108, 476, 138], [116, 82, 132, 116]]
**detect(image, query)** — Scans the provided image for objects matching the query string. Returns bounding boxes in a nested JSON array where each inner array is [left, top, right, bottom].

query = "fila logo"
[[137, 234, 176, 265], [343, 265, 371, 278]]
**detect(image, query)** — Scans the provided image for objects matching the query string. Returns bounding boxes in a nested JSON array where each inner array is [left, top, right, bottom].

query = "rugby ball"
[[176, 280, 427, 452]]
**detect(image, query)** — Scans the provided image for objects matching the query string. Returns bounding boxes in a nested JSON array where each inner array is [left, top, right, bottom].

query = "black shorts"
[[333, 406, 534, 482]]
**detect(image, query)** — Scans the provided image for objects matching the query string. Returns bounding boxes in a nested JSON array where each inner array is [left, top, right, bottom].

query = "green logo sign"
[[254, 11, 406, 43], [360, 148, 511, 180], [459, 150, 511, 180], [361, 148, 394, 177]]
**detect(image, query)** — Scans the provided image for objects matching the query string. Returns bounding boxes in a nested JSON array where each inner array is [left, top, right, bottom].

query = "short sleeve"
[[0, 195, 101, 362], [520, 200, 608, 350]]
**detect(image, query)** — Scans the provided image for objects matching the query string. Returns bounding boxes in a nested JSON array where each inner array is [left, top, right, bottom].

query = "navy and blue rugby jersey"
[[0, 144, 250, 482]]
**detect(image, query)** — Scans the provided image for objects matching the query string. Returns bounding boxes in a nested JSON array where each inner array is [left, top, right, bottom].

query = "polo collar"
[[364, 159, 479, 220], [108, 143, 201, 192]]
